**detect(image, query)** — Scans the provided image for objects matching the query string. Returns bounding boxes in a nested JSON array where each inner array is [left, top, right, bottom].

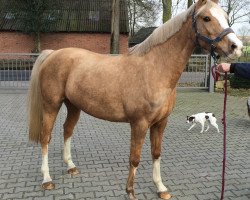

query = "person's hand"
[[216, 63, 231, 73]]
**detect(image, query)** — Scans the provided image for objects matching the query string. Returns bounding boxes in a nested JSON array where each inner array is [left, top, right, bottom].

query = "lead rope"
[[212, 65, 227, 200]]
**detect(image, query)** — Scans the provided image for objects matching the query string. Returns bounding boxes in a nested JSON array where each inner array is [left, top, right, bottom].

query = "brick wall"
[[0, 32, 128, 54], [0, 32, 34, 53]]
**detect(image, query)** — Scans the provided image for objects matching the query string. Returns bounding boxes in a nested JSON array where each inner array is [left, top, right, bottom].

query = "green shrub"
[[229, 74, 250, 89]]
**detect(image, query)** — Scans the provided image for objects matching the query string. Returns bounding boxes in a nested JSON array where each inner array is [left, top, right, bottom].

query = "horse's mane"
[[129, 3, 197, 56]]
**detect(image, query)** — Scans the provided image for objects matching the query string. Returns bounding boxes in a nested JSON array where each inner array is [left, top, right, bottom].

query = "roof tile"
[[0, 0, 129, 33]]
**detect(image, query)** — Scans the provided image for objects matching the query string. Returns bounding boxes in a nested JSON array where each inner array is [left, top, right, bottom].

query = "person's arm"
[[217, 62, 250, 80], [230, 63, 250, 80]]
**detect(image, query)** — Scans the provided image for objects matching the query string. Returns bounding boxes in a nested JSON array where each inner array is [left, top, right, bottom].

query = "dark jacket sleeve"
[[230, 63, 250, 80]]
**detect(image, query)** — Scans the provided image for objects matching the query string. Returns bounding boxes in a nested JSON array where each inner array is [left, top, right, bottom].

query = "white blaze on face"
[[210, 6, 243, 57]]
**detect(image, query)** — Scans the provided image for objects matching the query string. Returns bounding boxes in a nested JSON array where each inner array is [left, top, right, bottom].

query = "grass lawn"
[[227, 88, 250, 97], [216, 87, 250, 97]]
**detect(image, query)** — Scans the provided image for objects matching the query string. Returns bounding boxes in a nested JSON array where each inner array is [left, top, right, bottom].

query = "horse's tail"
[[28, 50, 54, 143]]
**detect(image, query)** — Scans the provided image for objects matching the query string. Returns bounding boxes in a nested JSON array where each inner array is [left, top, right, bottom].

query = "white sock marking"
[[41, 145, 52, 183], [153, 157, 167, 192], [64, 137, 76, 170]]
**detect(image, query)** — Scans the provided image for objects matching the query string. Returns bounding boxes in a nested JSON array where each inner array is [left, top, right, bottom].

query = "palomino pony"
[[28, 0, 242, 199]]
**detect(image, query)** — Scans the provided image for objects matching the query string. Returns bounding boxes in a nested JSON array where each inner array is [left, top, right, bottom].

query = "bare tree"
[[162, 0, 172, 22], [187, 0, 193, 8], [128, 0, 191, 36], [220, 0, 250, 27], [128, 0, 249, 37], [238, 27, 250, 46], [172, 0, 187, 16], [127, 0, 161, 36], [110, 0, 120, 54], [9, 0, 59, 53], [162, 0, 187, 23]]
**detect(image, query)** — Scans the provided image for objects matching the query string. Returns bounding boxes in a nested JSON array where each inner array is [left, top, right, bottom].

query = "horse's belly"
[[83, 104, 127, 122], [68, 95, 128, 122]]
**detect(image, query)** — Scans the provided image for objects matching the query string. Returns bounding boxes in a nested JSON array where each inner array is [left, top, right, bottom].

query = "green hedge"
[[229, 74, 250, 89]]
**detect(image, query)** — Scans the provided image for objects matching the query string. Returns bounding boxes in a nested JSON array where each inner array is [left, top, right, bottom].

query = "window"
[[89, 11, 99, 21], [5, 12, 15, 20]]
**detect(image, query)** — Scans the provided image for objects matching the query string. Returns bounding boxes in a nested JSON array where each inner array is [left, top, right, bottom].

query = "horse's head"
[[193, 0, 242, 60]]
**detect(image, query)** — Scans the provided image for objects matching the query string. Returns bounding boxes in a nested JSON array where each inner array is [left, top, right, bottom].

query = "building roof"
[[129, 27, 157, 47], [0, 0, 129, 33]]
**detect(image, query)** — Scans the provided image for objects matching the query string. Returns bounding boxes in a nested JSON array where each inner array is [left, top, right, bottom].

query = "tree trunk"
[[187, 0, 193, 8], [162, 0, 172, 23], [110, 0, 120, 54], [34, 32, 41, 53]]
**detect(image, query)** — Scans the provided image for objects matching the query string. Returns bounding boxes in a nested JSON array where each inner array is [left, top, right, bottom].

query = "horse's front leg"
[[150, 117, 171, 200], [126, 119, 148, 200]]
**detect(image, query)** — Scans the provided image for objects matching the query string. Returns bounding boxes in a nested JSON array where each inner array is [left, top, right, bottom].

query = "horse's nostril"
[[231, 43, 237, 50]]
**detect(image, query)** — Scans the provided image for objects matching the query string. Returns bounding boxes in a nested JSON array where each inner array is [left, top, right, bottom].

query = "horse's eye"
[[203, 16, 211, 22]]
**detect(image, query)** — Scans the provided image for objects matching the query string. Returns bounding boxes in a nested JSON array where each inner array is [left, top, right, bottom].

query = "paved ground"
[[0, 90, 249, 200]]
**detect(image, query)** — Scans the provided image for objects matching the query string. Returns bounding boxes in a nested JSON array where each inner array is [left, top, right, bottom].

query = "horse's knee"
[[151, 147, 161, 160], [152, 152, 161, 160], [130, 157, 140, 168], [63, 125, 73, 140]]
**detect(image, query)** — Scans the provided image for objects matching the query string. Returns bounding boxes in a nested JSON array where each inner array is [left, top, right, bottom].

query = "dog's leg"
[[205, 123, 209, 132], [211, 122, 220, 133], [200, 122, 205, 133], [188, 123, 196, 131]]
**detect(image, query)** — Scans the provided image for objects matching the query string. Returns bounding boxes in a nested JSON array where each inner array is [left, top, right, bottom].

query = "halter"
[[192, 7, 234, 63], [192, 6, 233, 200]]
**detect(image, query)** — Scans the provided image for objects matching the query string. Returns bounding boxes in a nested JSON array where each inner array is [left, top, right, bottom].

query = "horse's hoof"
[[41, 181, 55, 190], [158, 191, 171, 199], [67, 167, 79, 175], [128, 193, 138, 200]]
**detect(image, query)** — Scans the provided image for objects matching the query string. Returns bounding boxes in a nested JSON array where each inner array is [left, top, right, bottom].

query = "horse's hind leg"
[[41, 105, 60, 190], [150, 117, 171, 200], [63, 99, 81, 175], [126, 119, 148, 200]]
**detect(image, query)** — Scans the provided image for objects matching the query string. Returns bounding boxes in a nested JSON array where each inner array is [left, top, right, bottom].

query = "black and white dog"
[[186, 112, 220, 133]]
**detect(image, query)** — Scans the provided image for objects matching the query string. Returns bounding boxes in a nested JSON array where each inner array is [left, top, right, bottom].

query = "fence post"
[[209, 56, 214, 93], [204, 55, 208, 88]]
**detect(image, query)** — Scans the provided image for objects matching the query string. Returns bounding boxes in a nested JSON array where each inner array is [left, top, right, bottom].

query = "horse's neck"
[[146, 18, 196, 88]]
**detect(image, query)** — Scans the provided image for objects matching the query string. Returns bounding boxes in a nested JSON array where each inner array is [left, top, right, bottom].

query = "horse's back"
[[39, 47, 113, 89]]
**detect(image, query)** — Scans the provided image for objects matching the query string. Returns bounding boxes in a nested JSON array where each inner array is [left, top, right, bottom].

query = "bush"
[[229, 74, 250, 89]]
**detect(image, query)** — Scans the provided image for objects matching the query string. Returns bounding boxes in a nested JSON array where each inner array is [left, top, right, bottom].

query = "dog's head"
[[186, 116, 195, 123]]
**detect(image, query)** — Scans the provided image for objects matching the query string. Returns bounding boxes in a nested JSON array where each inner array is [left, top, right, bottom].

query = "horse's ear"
[[211, 0, 219, 3], [197, 0, 218, 4], [197, 0, 208, 6]]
